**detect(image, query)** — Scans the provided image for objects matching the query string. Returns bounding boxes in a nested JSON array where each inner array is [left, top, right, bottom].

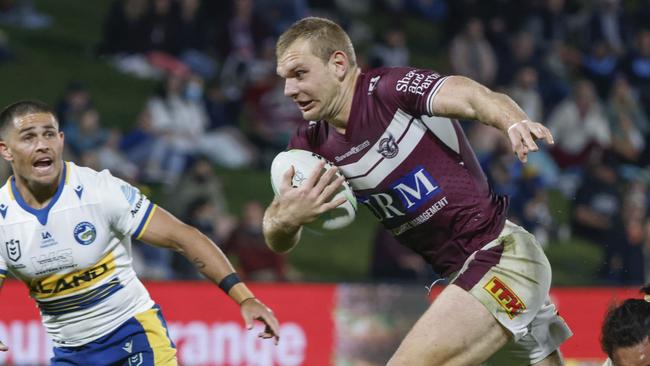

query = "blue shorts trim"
[[51, 305, 177, 366]]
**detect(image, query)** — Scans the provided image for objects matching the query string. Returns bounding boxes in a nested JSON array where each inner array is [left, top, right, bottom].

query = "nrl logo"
[[6, 239, 21, 262], [377, 133, 399, 159], [292, 170, 306, 187]]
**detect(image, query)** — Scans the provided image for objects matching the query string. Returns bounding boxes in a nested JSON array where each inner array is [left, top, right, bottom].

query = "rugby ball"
[[270, 149, 357, 230]]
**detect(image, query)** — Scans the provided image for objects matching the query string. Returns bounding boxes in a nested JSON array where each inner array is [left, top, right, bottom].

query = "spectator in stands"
[[580, 40, 621, 98], [147, 0, 181, 55], [507, 66, 543, 123], [368, 25, 410, 68], [95, 128, 139, 183], [571, 154, 623, 282], [176, 0, 216, 79], [200, 80, 259, 168], [214, 0, 273, 60], [585, 0, 632, 56], [55, 80, 93, 131], [165, 156, 229, 220], [606, 75, 649, 165], [449, 17, 497, 87], [119, 107, 168, 184], [625, 29, 650, 116], [224, 201, 289, 281], [525, 0, 571, 53], [496, 31, 540, 87], [547, 80, 611, 169], [64, 107, 109, 158], [147, 71, 206, 186], [97, 0, 150, 55], [615, 181, 648, 284]]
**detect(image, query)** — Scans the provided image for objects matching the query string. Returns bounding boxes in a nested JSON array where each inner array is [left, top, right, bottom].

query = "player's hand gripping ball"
[[270, 149, 357, 230]]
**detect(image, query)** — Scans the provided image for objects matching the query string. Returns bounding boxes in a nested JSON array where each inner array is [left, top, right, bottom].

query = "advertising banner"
[[0, 281, 336, 366], [0, 281, 642, 365]]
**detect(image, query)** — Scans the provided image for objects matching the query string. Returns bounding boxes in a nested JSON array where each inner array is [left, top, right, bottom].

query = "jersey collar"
[[10, 161, 69, 225]]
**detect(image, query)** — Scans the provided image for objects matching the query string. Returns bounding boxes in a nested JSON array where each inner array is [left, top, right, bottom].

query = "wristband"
[[507, 120, 528, 134], [218, 273, 241, 294]]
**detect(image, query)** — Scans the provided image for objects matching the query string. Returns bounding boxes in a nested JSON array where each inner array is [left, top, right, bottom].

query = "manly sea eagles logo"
[[377, 133, 399, 159], [6, 239, 21, 262]]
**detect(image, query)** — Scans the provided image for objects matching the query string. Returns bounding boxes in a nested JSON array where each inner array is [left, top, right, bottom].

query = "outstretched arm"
[[139, 208, 280, 343], [263, 162, 346, 253], [432, 75, 554, 163], [0, 278, 7, 352]]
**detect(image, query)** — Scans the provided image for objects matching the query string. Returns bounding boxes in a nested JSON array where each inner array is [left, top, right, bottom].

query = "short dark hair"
[[0, 100, 55, 138], [601, 285, 650, 357], [276, 17, 357, 68]]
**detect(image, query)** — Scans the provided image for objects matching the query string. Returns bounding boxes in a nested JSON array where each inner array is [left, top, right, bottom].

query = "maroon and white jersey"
[[288, 67, 508, 277]]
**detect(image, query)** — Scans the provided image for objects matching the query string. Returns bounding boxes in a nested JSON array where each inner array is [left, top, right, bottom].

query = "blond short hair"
[[276, 17, 357, 68]]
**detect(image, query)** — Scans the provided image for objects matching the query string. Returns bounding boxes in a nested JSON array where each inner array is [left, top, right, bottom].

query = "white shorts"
[[450, 221, 573, 365]]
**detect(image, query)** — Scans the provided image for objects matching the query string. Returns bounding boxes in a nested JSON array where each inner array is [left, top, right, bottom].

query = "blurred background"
[[0, 0, 649, 364]]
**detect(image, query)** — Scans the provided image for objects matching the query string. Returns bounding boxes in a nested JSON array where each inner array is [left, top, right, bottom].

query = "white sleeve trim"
[[426, 76, 450, 116]]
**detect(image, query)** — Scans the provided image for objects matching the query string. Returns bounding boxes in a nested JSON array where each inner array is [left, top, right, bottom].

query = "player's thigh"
[[388, 284, 510, 366]]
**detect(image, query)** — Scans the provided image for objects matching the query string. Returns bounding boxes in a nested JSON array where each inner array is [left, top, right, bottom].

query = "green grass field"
[[0, 1, 604, 284]]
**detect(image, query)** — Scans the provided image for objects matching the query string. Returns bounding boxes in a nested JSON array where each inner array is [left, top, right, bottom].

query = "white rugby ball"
[[270, 149, 357, 230]]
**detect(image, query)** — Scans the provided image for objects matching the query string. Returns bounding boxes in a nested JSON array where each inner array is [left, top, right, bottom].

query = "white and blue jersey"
[[0, 162, 158, 348]]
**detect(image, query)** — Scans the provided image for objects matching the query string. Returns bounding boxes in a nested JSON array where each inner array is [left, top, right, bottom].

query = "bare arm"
[[139, 207, 280, 342], [432, 75, 554, 162], [263, 163, 346, 253], [263, 197, 304, 253]]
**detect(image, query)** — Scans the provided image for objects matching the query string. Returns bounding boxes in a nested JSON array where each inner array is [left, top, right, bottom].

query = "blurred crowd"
[[0, 0, 649, 285]]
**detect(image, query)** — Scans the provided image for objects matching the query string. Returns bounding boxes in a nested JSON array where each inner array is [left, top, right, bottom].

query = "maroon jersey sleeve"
[[375, 67, 449, 117]]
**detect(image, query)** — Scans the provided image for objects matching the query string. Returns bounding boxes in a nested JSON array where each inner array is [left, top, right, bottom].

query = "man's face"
[[277, 39, 341, 121], [612, 338, 650, 366], [0, 112, 64, 187]]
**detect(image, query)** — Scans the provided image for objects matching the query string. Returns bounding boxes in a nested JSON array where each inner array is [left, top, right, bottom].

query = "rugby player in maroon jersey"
[[264, 17, 572, 366]]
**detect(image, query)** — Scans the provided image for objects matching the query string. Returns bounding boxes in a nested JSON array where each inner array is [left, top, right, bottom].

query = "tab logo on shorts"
[[483, 276, 526, 319]]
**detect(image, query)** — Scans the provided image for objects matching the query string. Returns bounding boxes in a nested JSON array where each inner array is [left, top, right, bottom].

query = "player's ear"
[[329, 50, 348, 80], [0, 140, 13, 162]]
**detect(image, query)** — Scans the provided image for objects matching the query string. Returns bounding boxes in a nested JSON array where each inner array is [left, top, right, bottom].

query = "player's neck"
[[13, 173, 60, 209], [327, 67, 361, 134]]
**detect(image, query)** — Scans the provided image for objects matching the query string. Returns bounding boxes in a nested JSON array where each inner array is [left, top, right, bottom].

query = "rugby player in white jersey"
[[0, 100, 279, 365], [264, 17, 572, 365]]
